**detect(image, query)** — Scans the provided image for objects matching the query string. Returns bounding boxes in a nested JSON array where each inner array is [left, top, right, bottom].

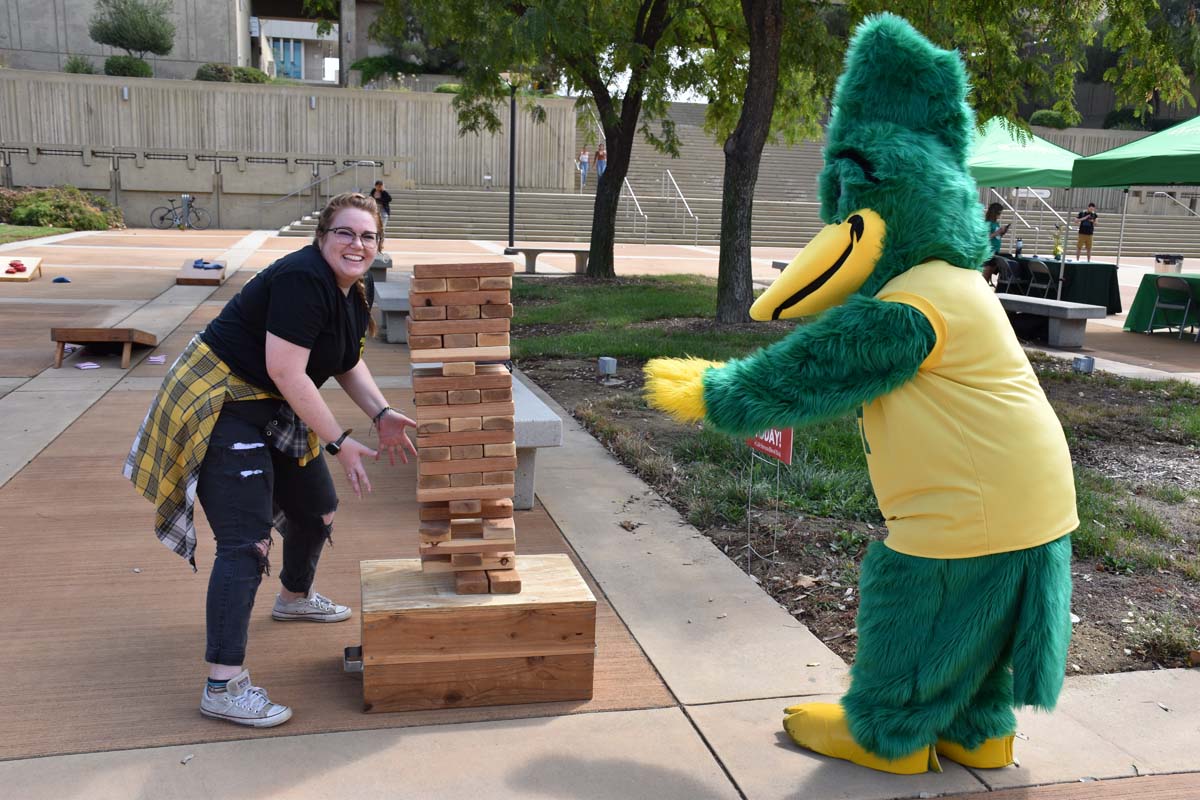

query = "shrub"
[[349, 54, 418, 85], [88, 0, 174, 59], [104, 55, 152, 77], [8, 186, 123, 230], [232, 66, 269, 83], [63, 55, 97, 74], [434, 83, 462, 93], [195, 62, 233, 82], [1103, 108, 1147, 130], [1029, 109, 1068, 129], [0, 188, 22, 222]]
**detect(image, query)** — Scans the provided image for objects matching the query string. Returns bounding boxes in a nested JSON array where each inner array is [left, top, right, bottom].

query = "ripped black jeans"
[[197, 399, 338, 666]]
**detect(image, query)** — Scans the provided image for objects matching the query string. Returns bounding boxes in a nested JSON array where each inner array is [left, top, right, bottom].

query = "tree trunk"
[[586, 97, 642, 278], [716, 0, 784, 322]]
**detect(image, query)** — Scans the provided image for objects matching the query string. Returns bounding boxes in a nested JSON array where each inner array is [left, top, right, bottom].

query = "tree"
[[88, 0, 175, 60]]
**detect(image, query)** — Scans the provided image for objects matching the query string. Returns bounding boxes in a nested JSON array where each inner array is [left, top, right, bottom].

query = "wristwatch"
[[325, 429, 353, 455]]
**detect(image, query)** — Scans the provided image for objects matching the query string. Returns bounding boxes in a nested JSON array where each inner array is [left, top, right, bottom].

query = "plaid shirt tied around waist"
[[123, 336, 319, 568]]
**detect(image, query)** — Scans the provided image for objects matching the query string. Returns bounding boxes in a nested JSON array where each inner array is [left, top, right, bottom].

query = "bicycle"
[[150, 197, 211, 230]]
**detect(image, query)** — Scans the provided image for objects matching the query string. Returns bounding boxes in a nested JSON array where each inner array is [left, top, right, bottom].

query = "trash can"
[[1154, 254, 1184, 273]]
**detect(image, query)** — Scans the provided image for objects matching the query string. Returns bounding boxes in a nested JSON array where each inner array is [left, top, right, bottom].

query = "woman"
[[982, 202, 1009, 287], [577, 147, 590, 189], [594, 145, 607, 180], [125, 192, 417, 728]]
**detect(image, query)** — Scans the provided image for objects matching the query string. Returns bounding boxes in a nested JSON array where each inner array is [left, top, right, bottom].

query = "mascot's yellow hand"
[[643, 357, 722, 423]]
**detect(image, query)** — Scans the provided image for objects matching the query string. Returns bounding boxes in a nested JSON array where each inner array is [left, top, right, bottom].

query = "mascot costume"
[[644, 14, 1078, 776]]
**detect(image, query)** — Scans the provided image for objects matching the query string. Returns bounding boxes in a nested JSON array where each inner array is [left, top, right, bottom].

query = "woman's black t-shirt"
[[201, 244, 373, 393]]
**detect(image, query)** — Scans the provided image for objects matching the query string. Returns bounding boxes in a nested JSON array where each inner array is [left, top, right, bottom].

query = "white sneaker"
[[200, 670, 292, 728], [272, 590, 351, 622]]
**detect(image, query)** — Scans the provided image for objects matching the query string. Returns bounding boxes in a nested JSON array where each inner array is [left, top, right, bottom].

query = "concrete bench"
[[375, 275, 411, 344], [369, 252, 391, 283], [504, 246, 590, 274], [997, 293, 1106, 348], [772, 259, 788, 271], [512, 378, 563, 509]]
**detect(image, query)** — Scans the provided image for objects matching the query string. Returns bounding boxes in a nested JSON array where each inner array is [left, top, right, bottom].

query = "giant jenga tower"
[[354, 262, 596, 713], [408, 261, 520, 594]]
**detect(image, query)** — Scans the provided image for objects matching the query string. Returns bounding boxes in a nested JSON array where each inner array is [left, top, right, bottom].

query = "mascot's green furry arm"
[[645, 14, 1079, 777]]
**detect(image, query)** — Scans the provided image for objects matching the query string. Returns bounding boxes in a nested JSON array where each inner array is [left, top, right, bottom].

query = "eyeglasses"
[[326, 227, 380, 247]]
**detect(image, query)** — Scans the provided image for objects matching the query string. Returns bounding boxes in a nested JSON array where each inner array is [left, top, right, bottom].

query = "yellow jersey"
[[860, 260, 1079, 558]]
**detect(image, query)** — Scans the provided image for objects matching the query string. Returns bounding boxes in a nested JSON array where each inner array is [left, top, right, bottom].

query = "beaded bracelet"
[[371, 405, 394, 426]]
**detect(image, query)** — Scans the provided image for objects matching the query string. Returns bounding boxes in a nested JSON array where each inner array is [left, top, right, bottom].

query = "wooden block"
[[415, 401, 515, 422], [450, 472, 483, 487], [413, 391, 448, 406], [418, 519, 451, 542], [416, 419, 449, 435], [446, 277, 479, 291], [449, 500, 482, 515], [480, 388, 512, 403], [410, 346, 510, 365], [442, 333, 477, 349], [487, 568, 522, 594], [419, 498, 510, 520], [407, 318, 510, 336], [446, 305, 481, 320], [450, 518, 484, 536], [480, 303, 514, 319], [442, 362, 476, 377], [416, 484, 514, 503], [421, 537, 516, 555], [450, 444, 484, 459], [420, 552, 514, 573], [420, 446, 451, 462], [446, 388, 480, 407], [479, 276, 513, 290], [411, 278, 447, 293], [411, 261, 515, 279], [420, 456, 517, 476], [411, 290, 508, 309], [412, 365, 509, 392], [483, 442, 516, 457], [410, 306, 446, 321], [417, 430, 514, 449], [482, 415, 514, 431], [483, 498, 514, 518], [451, 553, 484, 567], [449, 416, 482, 432], [360, 555, 594, 712], [454, 570, 489, 594], [483, 470, 516, 485], [483, 517, 516, 539], [408, 335, 443, 350], [418, 474, 450, 489], [477, 333, 511, 347]]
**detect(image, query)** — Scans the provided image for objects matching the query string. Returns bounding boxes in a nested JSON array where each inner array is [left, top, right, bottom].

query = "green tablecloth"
[[1013, 257, 1122, 313], [1123, 272, 1200, 332]]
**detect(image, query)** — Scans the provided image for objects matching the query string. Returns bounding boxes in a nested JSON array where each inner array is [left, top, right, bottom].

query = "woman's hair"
[[985, 202, 1003, 222], [313, 192, 382, 338]]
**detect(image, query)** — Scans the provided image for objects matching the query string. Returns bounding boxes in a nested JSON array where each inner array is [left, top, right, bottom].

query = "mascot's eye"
[[833, 149, 881, 184]]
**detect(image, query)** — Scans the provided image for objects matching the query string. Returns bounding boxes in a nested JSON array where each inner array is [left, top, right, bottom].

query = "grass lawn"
[[512, 275, 1200, 673], [0, 223, 69, 244]]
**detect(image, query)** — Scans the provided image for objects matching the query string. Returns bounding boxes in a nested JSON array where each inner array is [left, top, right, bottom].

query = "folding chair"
[[1025, 260, 1061, 298], [1146, 276, 1200, 341], [995, 258, 1028, 295]]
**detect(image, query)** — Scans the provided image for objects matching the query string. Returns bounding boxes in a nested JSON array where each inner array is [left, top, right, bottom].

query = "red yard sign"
[[746, 427, 793, 465]]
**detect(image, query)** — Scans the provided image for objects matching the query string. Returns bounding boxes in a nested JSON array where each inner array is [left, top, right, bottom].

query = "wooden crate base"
[[359, 554, 596, 713]]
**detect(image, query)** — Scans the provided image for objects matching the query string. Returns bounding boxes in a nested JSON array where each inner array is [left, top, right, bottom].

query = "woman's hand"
[[335, 438, 379, 499], [377, 409, 418, 465]]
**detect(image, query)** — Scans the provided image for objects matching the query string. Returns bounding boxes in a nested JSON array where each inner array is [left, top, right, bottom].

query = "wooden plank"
[[441, 362, 475, 376], [421, 552, 514, 572], [416, 429, 514, 449], [409, 306, 446, 321], [479, 276, 513, 290], [443, 333, 477, 349], [416, 483, 515, 503], [482, 415, 514, 431], [483, 517, 516, 539], [483, 442, 516, 457], [418, 519, 451, 542], [448, 499, 482, 515], [450, 444, 483, 459], [419, 537, 517, 556], [418, 474, 450, 489], [454, 570, 489, 594], [483, 470, 516, 485], [480, 304, 514, 319], [480, 388, 512, 403], [363, 652, 594, 712], [410, 290, 511, 308], [446, 305, 481, 320], [50, 327, 157, 346], [407, 318, 510, 336], [410, 346, 511, 364], [413, 391, 448, 406], [449, 417, 482, 432], [450, 553, 484, 567], [176, 258, 226, 286], [415, 401, 515, 422], [412, 261, 515, 279], [477, 333, 511, 347], [449, 472, 482, 487], [412, 364, 509, 391], [410, 278, 447, 293], [446, 277, 479, 291], [487, 568, 522, 594], [420, 446, 450, 462], [450, 519, 484, 536], [416, 419, 449, 435], [408, 335, 443, 350]]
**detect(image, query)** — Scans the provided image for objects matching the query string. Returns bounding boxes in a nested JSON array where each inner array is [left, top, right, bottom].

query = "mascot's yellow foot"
[[642, 357, 722, 422], [781, 703, 941, 776], [935, 736, 1015, 769]]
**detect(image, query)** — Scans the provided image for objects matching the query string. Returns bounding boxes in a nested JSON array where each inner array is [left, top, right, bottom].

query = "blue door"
[[271, 39, 302, 80]]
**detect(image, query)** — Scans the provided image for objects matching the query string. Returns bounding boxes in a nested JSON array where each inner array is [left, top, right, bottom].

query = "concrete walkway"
[[0, 231, 1195, 799]]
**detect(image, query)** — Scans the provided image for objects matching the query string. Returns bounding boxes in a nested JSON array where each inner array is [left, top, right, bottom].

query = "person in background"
[[982, 202, 1010, 287], [371, 180, 392, 228], [577, 148, 590, 189], [595, 145, 607, 180], [1076, 203, 1098, 260], [126, 192, 417, 729]]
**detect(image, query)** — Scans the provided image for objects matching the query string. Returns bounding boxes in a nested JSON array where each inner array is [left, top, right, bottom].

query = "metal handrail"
[[661, 169, 700, 244], [261, 160, 381, 210], [990, 189, 1050, 256], [1153, 191, 1200, 218], [621, 177, 648, 243]]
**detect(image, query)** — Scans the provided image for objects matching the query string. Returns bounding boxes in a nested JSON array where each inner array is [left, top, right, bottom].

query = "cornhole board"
[[357, 553, 596, 713], [0, 257, 43, 282], [176, 259, 227, 286], [51, 327, 158, 369]]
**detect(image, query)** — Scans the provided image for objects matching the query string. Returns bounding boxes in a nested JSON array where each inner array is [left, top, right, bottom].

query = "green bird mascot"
[[644, 14, 1078, 776]]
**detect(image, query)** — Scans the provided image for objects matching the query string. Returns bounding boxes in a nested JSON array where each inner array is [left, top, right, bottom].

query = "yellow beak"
[[750, 209, 886, 321]]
